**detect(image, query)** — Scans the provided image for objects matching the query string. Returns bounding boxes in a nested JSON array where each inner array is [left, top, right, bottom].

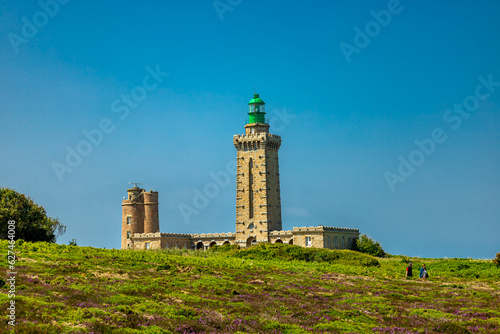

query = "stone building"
[[122, 94, 359, 250]]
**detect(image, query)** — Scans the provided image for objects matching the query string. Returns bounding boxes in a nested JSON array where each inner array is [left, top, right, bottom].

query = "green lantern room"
[[248, 93, 267, 124], [245, 93, 270, 135]]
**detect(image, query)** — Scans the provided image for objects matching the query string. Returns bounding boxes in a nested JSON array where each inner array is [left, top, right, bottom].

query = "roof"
[[248, 93, 265, 104]]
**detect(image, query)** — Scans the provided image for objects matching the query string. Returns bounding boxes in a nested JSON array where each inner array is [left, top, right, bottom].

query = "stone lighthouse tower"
[[233, 94, 282, 247], [121, 184, 159, 249]]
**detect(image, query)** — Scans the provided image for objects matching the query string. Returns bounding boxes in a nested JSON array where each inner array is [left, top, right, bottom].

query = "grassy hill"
[[0, 240, 499, 333]]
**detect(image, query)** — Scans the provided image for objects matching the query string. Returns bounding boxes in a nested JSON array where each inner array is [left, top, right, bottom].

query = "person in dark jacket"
[[406, 262, 413, 278]]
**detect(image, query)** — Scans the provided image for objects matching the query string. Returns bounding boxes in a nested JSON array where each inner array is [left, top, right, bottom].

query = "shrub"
[[68, 239, 77, 246], [156, 263, 172, 271], [432, 322, 471, 333], [217, 243, 380, 267], [353, 234, 387, 257], [50, 276, 68, 285], [400, 256, 410, 264], [493, 252, 500, 267], [210, 243, 240, 252]]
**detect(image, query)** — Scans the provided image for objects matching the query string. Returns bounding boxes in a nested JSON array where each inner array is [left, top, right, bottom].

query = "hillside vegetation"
[[0, 241, 499, 333]]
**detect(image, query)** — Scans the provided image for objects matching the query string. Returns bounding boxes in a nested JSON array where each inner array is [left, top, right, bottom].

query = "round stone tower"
[[121, 185, 145, 249], [143, 191, 159, 233]]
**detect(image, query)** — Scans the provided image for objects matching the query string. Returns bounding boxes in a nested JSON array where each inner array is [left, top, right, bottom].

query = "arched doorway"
[[222, 241, 230, 246], [209, 241, 217, 248], [196, 242, 204, 250], [288, 239, 293, 245], [275, 239, 283, 244], [246, 237, 256, 247]]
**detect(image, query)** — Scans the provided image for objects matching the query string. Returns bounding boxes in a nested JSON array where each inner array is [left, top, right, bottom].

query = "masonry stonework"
[[121, 94, 360, 251]]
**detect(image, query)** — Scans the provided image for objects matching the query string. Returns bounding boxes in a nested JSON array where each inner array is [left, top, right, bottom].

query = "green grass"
[[0, 240, 498, 333]]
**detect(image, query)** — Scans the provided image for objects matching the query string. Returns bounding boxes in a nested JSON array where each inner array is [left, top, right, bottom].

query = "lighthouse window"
[[126, 217, 131, 225], [127, 231, 131, 239], [145, 242, 150, 250]]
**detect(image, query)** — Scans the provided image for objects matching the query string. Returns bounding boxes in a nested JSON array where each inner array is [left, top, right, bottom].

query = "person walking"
[[406, 262, 413, 278], [420, 264, 429, 279]]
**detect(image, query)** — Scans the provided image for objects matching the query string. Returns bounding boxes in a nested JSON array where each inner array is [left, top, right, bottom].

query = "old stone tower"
[[233, 94, 282, 247], [121, 184, 159, 249]]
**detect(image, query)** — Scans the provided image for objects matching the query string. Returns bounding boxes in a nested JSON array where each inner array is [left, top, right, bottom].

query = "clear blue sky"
[[1, 0, 499, 258]]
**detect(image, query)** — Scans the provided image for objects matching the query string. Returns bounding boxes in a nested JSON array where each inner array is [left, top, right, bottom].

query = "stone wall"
[[132, 232, 192, 250], [269, 230, 293, 244], [191, 232, 236, 250], [130, 226, 359, 251]]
